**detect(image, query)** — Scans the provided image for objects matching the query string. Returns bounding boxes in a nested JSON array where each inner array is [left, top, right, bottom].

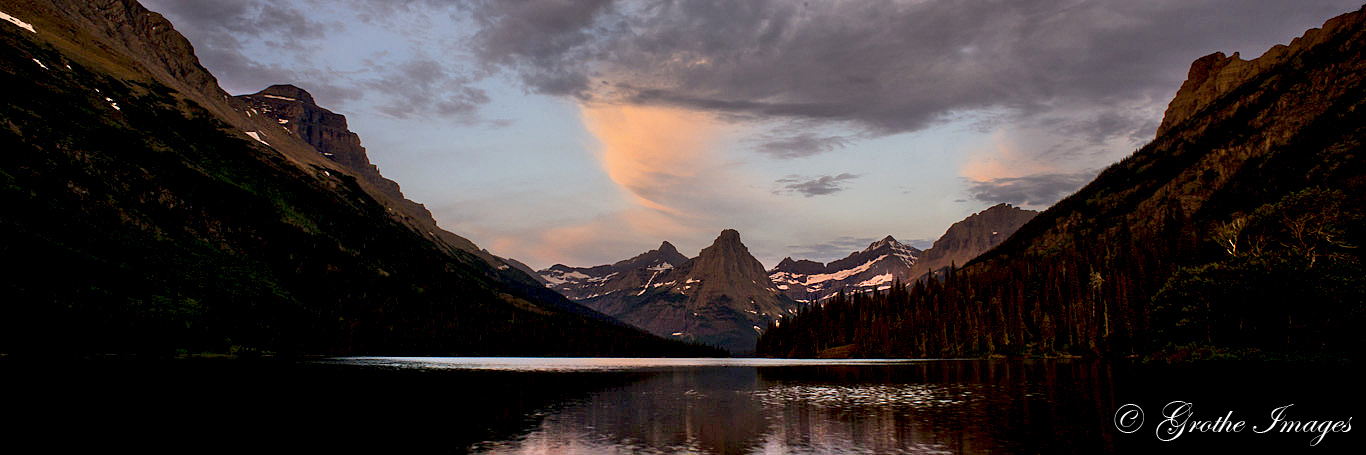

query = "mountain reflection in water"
[[6, 357, 1355, 453], [328, 358, 1118, 454]]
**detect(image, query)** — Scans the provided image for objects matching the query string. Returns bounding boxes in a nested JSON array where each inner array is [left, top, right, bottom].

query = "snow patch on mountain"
[[1, 10, 36, 33], [806, 255, 886, 284]]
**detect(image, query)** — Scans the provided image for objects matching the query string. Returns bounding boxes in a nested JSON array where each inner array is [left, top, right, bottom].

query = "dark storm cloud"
[[967, 171, 1095, 207], [363, 58, 489, 121], [466, 0, 615, 97], [756, 133, 850, 159], [775, 173, 860, 197], [141, 0, 332, 95], [466, 0, 1360, 139], [146, 0, 328, 40], [141, 0, 490, 120], [146, 0, 1361, 141]]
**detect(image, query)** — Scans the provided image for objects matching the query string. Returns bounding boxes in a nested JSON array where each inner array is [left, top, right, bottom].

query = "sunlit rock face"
[[908, 203, 1038, 280]]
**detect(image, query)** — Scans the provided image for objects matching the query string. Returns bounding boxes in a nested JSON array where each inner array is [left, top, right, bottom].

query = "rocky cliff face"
[[908, 204, 1037, 279], [23, 0, 220, 103], [231, 84, 519, 267], [238, 85, 401, 198], [569, 230, 800, 353], [769, 236, 920, 302], [1156, 10, 1362, 137], [231, 84, 530, 270]]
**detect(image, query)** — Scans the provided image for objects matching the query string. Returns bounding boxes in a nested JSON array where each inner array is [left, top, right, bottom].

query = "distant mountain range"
[[542, 241, 690, 300], [768, 204, 1037, 302], [768, 236, 920, 302], [541, 231, 798, 353], [540, 206, 1038, 352]]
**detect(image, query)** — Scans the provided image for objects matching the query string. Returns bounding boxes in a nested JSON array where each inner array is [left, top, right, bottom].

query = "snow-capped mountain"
[[539, 231, 799, 353], [769, 236, 921, 302], [539, 241, 690, 300]]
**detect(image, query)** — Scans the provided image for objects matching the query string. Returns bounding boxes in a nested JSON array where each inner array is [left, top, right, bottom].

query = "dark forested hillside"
[[0, 1, 722, 357], [757, 7, 1366, 361]]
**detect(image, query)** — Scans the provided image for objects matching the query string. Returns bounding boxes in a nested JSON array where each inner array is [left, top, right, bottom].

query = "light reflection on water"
[[322, 358, 1114, 454], [8, 357, 1353, 453], [323, 357, 938, 372]]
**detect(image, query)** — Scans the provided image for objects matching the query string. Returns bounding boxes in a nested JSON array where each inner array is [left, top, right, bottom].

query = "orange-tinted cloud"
[[473, 103, 736, 267], [485, 206, 706, 268], [959, 132, 1052, 183], [578, 103, 727, 216]]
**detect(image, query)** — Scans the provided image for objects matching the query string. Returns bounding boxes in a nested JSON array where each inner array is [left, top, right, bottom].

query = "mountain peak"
[[714, 229, 743, 246], [864, 235, 899, 251], [658, 241, 679, 255], [253, 84, 316, 105], [909, 204, 1039, 279]]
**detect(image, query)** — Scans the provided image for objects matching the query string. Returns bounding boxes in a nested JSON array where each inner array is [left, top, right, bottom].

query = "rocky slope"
[[0, 0, 717, 356], [234, 84, 532, 271], [564, 231, 800, 353], [768, 236, 921, 302], [907, 203, 1037, 280]]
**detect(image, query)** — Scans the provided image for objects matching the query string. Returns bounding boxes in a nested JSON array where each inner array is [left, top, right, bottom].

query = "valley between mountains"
[[539, 204, 1036, 352], [2, 0, 1361, 362]]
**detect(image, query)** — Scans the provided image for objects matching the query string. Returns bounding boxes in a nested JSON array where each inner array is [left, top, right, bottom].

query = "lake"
[[3, 357, 1358, 453]]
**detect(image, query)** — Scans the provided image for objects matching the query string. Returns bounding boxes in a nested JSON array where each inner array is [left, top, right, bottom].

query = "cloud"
[[904, 238, 936, 250], [966, 171, 1095, 207], [775, 173, 860, 197], [467, 0, 614, 98], [141, 0, 329, 94], [578, 103, 728, 214], [755, 133, 849, 159], [142, 0, 494, 119], [467, 0, 1360, 144], [483, 206, 700, 269], [785, 236, 879, 263], [363, 58, 490, 122], [152, 0, 1361, 152]]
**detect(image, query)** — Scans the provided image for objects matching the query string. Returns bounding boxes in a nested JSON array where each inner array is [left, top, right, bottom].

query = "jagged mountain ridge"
[[234, 84, 537, 275], [907, 203, 1038, 280], [239, 85, 403, 202], [768, 236, 921, 302], [539, 241, 689, 300], [0, 0, 718, 356], [546, 231, 800, 353]]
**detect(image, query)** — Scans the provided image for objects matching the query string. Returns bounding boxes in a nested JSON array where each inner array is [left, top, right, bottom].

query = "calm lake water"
[[4, 357, 1359, 453]]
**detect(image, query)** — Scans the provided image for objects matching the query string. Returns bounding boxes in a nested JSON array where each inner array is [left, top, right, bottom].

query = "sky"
[[141, 0, 1360, 270]]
